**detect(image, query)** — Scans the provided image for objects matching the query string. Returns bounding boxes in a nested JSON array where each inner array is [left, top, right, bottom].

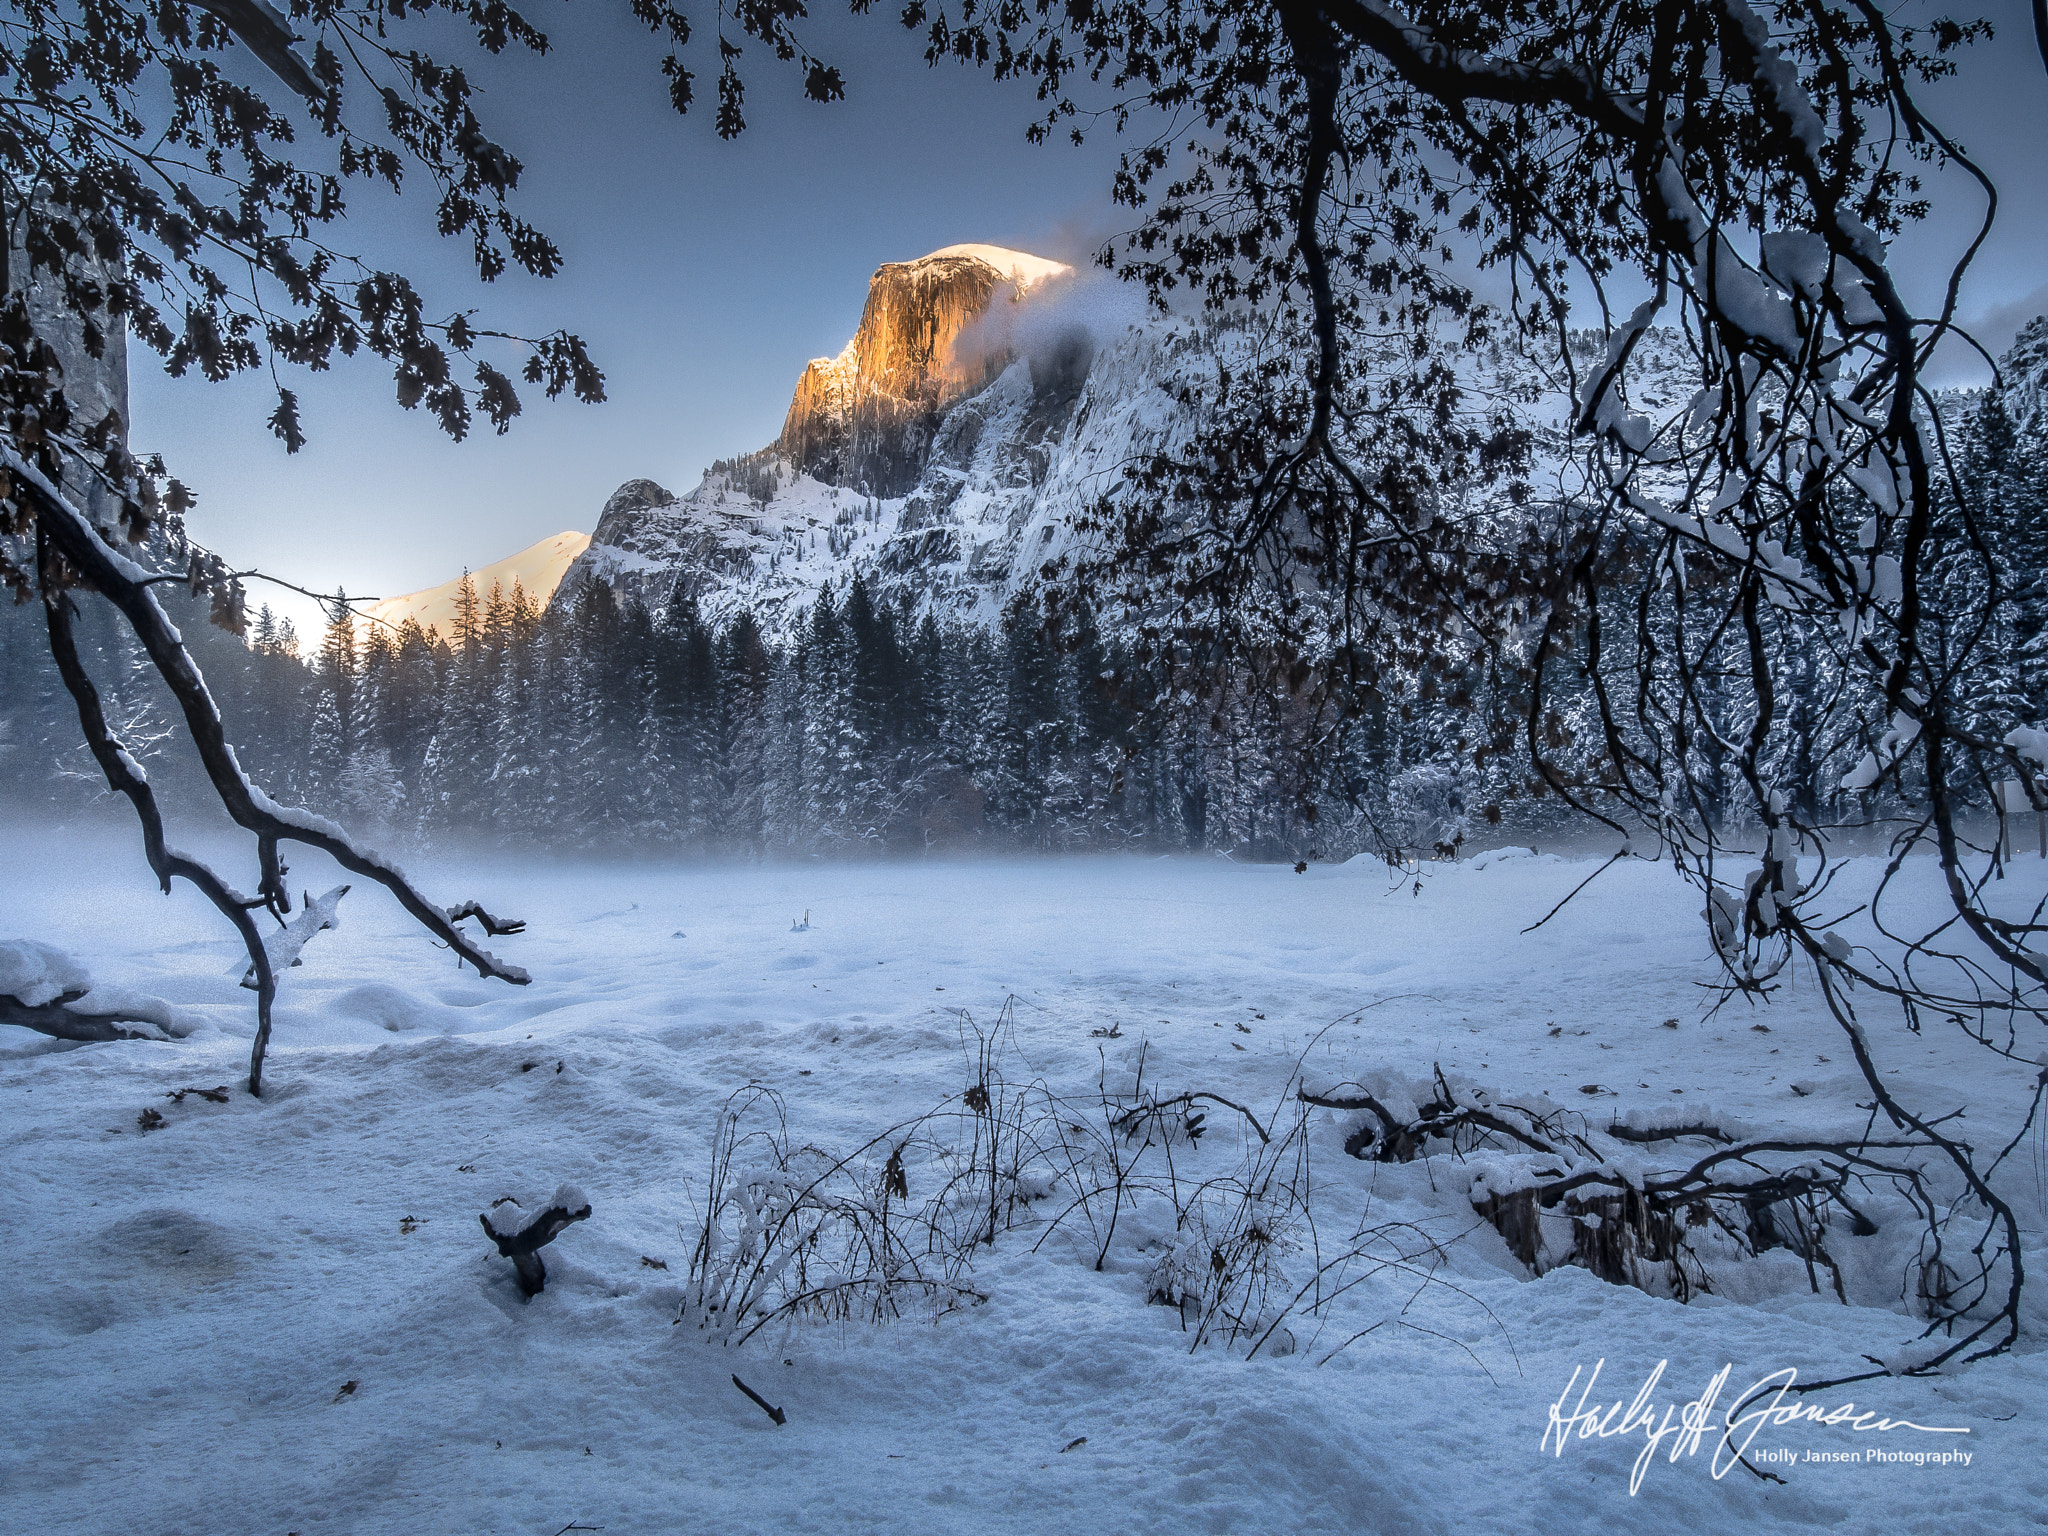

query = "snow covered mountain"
[[548, 243, 1686, 639], [553, 240, 2048, 641], [553, 243, 1214, 634], [365, 529, 590, 636]]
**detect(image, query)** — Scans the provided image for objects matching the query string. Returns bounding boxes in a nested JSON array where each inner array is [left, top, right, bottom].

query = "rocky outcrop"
[[2004, 315, 2048, 435], [778, 345, 857, 478], [554, 470, 783, 616], [777, 246, 1070, 497], [591, 479, 680, 548]]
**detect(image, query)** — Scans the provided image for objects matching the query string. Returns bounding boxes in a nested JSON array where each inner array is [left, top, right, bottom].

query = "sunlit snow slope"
[[365, 529, 591, 637]]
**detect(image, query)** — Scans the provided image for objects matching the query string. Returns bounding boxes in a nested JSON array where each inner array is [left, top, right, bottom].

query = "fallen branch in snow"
[[235, 884, 349, 990], [1112, 1090, 1272, 1145], [730, 1374, 787, 1425], [1605, 1119, 1738, 1145], [1301, 1065, 1590, 1161], [479, 1186, 592, 1298], [1301, 1064, 1973, 1322]]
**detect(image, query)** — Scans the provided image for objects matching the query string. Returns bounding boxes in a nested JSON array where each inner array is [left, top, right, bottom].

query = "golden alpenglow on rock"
[[777, 245, 1072, 496]]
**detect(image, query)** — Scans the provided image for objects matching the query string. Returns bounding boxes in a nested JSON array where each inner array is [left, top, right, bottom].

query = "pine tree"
[[490, 603, 553, 836], [482, 579, 511, 659], [383, 618, 441, 777], [760, 631, 812, 851], [310, 593, 360, 800], [798, 587, 866, 844], [720, 611, 773, 853], [1933, 390, 2033, 745], [451, 569, 482, 657], [416, 585, 497, 837], [996, 599, 1064, 843], [508, 577, 540, 646]]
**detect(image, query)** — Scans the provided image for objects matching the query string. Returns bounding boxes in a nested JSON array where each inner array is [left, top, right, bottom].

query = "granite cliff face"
[[554, 242, 1180, 631], [776, 245, 1071, 497]]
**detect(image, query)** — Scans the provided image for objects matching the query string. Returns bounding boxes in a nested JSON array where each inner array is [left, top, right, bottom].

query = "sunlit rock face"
[[778, 246, 1071, 497]]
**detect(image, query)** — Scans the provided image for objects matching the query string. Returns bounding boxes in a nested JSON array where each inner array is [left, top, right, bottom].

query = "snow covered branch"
[[23, 453, 529, 1094]]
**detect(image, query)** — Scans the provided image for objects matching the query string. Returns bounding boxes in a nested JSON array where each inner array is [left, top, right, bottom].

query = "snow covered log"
[[479, 1186, 592, 1298], [0, 940, 180, 1043], [0, 992, 171, 1042]]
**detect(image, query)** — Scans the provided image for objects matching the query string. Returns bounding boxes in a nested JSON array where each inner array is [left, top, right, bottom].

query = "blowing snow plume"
[[946, 266, 1150, 412]]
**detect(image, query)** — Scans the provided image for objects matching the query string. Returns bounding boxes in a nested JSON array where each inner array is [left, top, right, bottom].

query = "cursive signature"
[[1540, 1359, 1972, 1494]]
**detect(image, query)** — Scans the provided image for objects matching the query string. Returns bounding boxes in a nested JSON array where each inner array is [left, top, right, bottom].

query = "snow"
[[0, 938, 93, 1007], [1704, 233, 1800, 358], [1577, 296, 1664, 442], [924, 244, 1074, 294], [1719, 0, 1828, 157], [2008, 727, 2048, 769], [1843, 710, 1922, 791], [234, 884, 349, 989], [1759, 230, 1829, 299], [4, 838, 2044, 1531], [363, 530, 593, 638]]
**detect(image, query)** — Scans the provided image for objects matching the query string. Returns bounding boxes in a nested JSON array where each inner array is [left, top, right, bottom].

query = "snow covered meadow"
[[5, 834, 2046, 1534]]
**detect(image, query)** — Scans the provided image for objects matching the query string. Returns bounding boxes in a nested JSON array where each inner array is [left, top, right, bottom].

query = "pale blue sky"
[[130, 2, 2048, 635]]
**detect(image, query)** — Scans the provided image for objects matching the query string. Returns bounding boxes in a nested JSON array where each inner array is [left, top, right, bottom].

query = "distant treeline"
[[2, 562, 1397, 859]]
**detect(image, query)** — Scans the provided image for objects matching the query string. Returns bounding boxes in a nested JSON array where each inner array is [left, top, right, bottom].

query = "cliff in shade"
[[2004, 315, 2048, 435]]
